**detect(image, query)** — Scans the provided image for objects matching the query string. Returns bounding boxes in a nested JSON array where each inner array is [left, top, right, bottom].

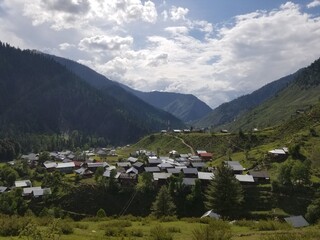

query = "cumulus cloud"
[[79, 35, 133, 52], [1, 0, 320, 108], [307, 0, 320, 8], [170, 6, 189, 21]]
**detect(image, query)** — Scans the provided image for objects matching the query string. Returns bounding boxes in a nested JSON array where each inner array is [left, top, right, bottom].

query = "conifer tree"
[[205, 163, 244, 218], [151, 185, 176, 218]]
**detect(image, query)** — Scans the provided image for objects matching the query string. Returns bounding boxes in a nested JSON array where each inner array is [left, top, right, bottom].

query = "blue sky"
[[0, 0, 320, 108]]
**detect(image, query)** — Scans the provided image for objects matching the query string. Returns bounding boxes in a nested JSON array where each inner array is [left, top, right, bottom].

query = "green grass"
[[4, 216, 320, 240]]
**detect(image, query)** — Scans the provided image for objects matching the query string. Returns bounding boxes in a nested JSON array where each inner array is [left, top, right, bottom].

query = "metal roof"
[[198, 172, 214, 180], [235, 174, 255, 183], [284, 216, 309, 228]]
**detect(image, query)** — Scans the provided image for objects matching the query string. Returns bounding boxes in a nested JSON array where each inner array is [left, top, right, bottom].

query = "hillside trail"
[[174, 135, 195, 155]]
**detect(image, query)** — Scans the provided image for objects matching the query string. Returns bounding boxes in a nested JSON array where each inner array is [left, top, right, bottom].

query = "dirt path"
[[174, 136, 195, 155]]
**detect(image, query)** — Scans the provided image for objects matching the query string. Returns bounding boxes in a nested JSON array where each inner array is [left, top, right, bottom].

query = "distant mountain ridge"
[[195, 71, 299, 128], [213, 58, 320, 131], [0, 42, 184, 145], [49, 54, 211, 123], [121, 87, 212, 123]]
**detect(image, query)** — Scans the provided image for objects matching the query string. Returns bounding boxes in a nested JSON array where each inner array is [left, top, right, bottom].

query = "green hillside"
[[0, 42, 184, 149], [223, 58, 320, 132]]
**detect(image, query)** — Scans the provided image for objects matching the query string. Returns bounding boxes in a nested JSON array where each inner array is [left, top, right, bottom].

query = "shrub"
[[105, 227, 126, 237], [58, 220, 74, 235], [167, 226, 181, 233], [149, 225, 173, 240], [73, 222, 89, 230], [253, 220, 291, 231], [96, 208, 106, 218], [0, 215, 29, 236], [192, 220, 232, 240], [128, 228, 144, 237]]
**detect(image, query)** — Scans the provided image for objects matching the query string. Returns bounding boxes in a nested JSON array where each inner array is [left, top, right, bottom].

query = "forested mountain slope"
[[0, 42, 184, 146], [195, 73, 298, 128]]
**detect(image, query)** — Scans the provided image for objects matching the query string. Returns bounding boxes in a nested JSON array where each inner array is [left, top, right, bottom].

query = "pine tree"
[[151, 186, 176, 218], [205, 163, 244, 218]]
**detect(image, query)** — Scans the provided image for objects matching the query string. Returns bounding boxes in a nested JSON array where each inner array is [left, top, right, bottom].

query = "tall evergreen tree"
[[205, 163, 244, 218], [151, 186, 176, 218]]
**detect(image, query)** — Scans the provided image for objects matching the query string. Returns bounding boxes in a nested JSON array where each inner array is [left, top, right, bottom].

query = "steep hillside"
[[123, 89, 212, 123], [50, 54, 210, 123], [195, 73, 297, 128], [0, 42, 184, 145], [225, 58, 320, 131]]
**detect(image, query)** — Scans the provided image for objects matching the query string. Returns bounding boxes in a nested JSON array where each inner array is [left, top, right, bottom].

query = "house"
[[225, 161, 245, 174], [157, 162, 174, 170], [235, 174, 255, 185], [116, 162, 131, 169], [103, 170, 121, 178], [21, 153, 39, 162], [22, 187, 42, 197], [15, 180, 32, 188], [153, 173, 172, 185], [126, 167, 139, 175], [191, 162, 206, 170], [189, 155, 202, 162], [118, 173, 137, 186], [87, 162, 108, 172], [167, 168, 182, 175], [248, 170, 270, 183], [268, 148, 288, 161], [284, 216, 309, 228], [182, 178, 196, 186], [33, 188, 52, 198], [144, 167, 160, 173], [201, 210, 220, 219], [127, 157, 138, 163], [132, 162, 144, 173], [183, 168, 198, 178], [198, 172, 214, 181], [56, 162, 75, 173], [148, 158, 162, 166], [43, 161, 57, 171], [74, 167, 94, 177], [198, 152, 213, 161], [0, 186, 8, 193]]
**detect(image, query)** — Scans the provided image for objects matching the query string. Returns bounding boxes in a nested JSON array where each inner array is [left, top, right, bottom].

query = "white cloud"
[[307, 0, 320, 8], [1, 0, 320, 108], [79, 35, 133, 52], [170, 6, 189, 21]]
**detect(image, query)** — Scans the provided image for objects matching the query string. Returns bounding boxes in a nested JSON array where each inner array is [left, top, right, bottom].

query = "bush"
[[149, 225, 173, 240], [100, 219, 132, 228], [96, 208, 106, 218], [0, 215, 30, 236], [253, 220, 291, 231], [128, 228, 144, 237], [192, 220, 232, 240], [167, 226, 181, 233], [105, 227, 126, 237], [58, 220, 74, 235], [73, 222, 89, 229]]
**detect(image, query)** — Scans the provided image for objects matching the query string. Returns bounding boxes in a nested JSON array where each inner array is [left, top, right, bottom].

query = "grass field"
[[3, 215, 320, 240]]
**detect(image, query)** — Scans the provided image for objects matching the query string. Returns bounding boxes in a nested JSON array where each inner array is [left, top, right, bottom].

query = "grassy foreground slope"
[[3, 215, 320, 240]]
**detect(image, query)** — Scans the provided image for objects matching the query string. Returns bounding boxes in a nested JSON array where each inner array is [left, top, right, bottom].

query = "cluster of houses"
[[18, 148, 272, 189], [1, 144, 287, 198]]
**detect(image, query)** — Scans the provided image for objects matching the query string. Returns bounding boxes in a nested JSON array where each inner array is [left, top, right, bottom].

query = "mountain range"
[[195, 58, 320, 131], [0, 42, 184, 145], [49, 55, 212, 123]]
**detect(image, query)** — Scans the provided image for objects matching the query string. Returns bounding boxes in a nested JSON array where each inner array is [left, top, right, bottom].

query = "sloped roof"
[[201, 210, 220, 219], [182, 178, 196, 186], [56, 162, 75, 168], [144, 167, 160, 173], [198, 172, 214, 180], [126, 167, 139, 174], [153, 172, 172, 180], [225, 161, 245, 171], [235, 174, 255, 183], [15, 180, 32, 188], [183, 168, 198, 175], [284, 215, 309, 228]]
